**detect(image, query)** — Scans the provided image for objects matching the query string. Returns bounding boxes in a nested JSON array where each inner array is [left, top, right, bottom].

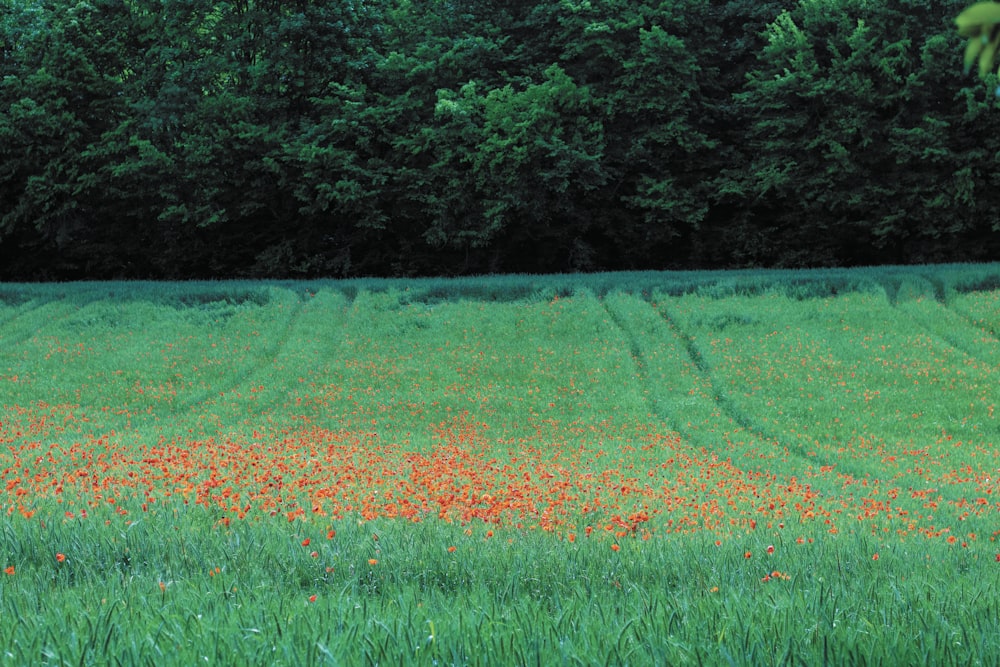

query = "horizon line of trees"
[[2, 0, 999, 280]]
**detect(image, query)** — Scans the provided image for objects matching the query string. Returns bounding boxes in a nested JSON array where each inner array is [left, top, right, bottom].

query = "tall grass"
[[0, 264, 998, 665]]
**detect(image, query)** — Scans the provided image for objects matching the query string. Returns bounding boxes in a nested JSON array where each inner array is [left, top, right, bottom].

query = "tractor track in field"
[[645, 298, 784, 446], [886, 274, 1000, 376], [599, 296, 673, 427], [601, 294, 784, 451], [0, 300, 94, 349], [174, 291, 308, 417]]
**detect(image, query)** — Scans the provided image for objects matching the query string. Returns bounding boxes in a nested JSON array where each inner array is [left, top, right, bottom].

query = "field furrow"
[[0, 268, 997, 666]]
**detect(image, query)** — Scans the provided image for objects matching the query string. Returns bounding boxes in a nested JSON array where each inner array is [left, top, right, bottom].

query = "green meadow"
[[0, 264, 997, 665]]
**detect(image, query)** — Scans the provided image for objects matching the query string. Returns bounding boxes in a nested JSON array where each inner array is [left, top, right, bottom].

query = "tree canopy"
[[0, 0, 996, 279]]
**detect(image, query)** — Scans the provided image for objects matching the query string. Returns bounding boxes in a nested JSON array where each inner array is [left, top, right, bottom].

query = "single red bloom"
[[308, 595, 317, 603], [447, 546, 457, 553], [368, 558, 378, 566], [301, 538, 311, 547], [766, 545, 775, 554], [4, 566, 14, 576], [744, 551, 752, 559], [56, 553, 66, 563], [995, 554, 1000, 562], [611, 544, 620, 552], [872, 554, 880, 561]]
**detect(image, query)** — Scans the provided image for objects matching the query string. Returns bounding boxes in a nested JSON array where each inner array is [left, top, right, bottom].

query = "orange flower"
[[766, 545, 775, 554], [611, 544, 620, 552], [308, 595, 317, 603], [4, 566, 14, 576], [447, 546, 457, 553], [872, 553, 880, 561], [56, 553, 66, 563], [744, 551, 752, 559], [301, 538, 311, 547], [368, 558, 378, 566]]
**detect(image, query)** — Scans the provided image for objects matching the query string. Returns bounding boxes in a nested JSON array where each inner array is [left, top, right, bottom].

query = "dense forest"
[[2, 0, 999, 279]]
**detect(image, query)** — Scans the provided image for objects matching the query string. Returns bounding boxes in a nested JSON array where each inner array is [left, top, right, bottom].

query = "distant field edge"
[[2, 262, 1000, 305]]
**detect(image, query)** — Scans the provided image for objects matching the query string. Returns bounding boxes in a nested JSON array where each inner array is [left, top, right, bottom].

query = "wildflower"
[[56, 553, 66, 563], [301, 538, 311, 547], [4, 566, 14, 576], [709, 586, 719, 593], [567, 533, 576, 543], [766, 545, 775, 554], [368, 558, 378, 566], [872, 554, 879, 561], [485, 530, 494, 539], [744, 551, 752, 559], [447, 546, 456, 553], [611, 544, 620, 552], [308, 595, 317, 603], [310, 551, 318, 558]]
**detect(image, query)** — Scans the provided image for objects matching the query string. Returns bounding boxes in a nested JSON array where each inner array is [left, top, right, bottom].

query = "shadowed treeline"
[[2, 0, 995, 279]]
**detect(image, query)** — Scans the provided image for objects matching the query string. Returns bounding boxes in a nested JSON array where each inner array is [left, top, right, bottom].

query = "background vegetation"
[[2, 0, 998, 280]]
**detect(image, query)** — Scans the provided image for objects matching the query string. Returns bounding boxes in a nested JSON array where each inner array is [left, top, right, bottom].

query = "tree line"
[[2, 0, 997, 280]]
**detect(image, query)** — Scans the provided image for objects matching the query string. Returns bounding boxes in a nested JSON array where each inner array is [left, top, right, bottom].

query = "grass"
[[0, 264, 998, 665]]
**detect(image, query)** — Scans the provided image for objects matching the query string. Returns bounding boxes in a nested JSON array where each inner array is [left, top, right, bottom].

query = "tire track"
[[889, 276, 1000, 371], [646, 297, 784, 448], [600, 294, 672, 427], [601, 292, 783, 451], [175, 287, 307, 416]]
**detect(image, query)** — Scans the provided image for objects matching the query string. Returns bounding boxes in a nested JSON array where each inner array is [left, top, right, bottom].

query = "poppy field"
[[0, 266, 998, 665]]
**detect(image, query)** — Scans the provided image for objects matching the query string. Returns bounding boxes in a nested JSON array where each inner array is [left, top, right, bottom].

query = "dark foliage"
[[0, 0, 993, 279]]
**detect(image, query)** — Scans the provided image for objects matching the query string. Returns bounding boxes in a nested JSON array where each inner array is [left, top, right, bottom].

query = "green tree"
[[733, 0, 1000, 266]]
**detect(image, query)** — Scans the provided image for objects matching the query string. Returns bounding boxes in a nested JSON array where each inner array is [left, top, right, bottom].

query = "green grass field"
[[0, 264, 998, 665]]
